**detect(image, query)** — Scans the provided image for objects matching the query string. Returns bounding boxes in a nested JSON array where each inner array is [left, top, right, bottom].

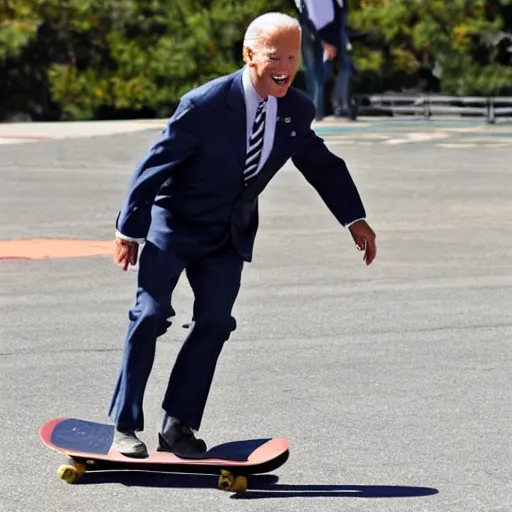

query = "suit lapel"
[[226, 70, 247, 168]]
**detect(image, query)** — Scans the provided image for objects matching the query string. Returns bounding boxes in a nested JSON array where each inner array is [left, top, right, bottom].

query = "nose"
[[278, 63, 295, 76]]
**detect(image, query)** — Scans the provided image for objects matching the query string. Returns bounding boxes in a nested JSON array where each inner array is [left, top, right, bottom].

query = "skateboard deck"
[[40, 417, 289, 492]]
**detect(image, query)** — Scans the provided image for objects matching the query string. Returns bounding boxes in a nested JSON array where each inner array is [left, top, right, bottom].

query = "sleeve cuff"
[[115, 230, 145, 244], [345, 218, 366, 229]]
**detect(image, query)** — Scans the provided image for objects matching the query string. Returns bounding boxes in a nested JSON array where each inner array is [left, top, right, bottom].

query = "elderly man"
[[109, 12, 376, 458]]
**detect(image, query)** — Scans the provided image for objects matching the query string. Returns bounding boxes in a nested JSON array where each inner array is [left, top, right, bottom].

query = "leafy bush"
[[1, 0, 511, 120], [0, 0, 291, 120], [349, 0, 512, 95]]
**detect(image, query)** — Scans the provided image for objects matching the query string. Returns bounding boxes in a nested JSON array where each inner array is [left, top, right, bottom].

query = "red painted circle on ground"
[[0, 239, 115, 261]]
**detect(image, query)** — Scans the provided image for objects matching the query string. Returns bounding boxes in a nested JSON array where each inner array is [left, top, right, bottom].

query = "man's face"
[[246, 27, 301, 99]]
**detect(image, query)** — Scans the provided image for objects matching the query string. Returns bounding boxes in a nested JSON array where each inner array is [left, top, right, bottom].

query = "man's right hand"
[[114, 238, 139, 271], [321, 41, 337, 60]]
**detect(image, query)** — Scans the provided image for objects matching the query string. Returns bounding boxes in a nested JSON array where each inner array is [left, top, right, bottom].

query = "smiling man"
[[109, 12, 376, 458]]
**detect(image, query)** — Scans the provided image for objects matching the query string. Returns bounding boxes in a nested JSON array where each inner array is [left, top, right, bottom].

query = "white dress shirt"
[[242, 66, 277, 173]]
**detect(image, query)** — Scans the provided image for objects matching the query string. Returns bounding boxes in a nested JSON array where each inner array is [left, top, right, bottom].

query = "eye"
[[269, 57, 279, 61]]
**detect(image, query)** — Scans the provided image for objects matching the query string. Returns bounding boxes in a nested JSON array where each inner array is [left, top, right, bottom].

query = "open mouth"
[[272, 75, 289, 86]]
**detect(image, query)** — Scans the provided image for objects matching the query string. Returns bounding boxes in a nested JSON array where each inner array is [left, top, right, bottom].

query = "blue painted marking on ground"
[[314, 125, 369, 136], [458, 131, 512, 138]]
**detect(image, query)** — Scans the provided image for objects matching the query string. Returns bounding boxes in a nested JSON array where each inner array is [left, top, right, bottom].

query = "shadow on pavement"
[[79, 472, 439, 499]]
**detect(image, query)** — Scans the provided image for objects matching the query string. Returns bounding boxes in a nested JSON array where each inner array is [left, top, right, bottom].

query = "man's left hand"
[[348, 220, 377, 266]]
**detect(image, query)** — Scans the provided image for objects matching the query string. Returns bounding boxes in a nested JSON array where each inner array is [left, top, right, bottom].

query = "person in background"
[[294, 0, 338, 120], [325, 0, 355, 119]]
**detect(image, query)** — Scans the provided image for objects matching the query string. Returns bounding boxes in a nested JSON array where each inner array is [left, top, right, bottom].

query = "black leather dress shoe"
[[157, 424, 207, 457]]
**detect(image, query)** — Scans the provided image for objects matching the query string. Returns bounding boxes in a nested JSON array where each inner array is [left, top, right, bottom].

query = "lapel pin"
[[285, 117, 291, 123]]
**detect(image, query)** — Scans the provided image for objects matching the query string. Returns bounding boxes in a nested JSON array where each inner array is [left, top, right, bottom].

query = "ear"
[[243, 46, 254, 66]]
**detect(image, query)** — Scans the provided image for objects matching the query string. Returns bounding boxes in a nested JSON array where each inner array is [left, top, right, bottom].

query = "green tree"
[[349, 0, 512, 95], [4, 0, 510, 120], [0, 0, 290, 120]]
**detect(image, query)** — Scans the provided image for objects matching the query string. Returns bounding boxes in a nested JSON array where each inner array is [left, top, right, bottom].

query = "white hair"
[[243, 12, 301, 50]]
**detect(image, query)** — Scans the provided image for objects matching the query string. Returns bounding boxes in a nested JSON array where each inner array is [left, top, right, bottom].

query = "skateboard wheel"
[[73, 462, 87, 478], [57, 464, 79, 484], [232, 476, 248, 494], [218, 470, 247, 493], [218, 470, 234, 491]]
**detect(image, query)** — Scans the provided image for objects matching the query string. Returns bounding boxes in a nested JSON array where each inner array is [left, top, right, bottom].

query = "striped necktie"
[[243, 99, 267, 184]]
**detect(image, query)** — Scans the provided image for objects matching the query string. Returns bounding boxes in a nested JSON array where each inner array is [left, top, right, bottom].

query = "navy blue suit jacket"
[[117, 69, 366, 262]]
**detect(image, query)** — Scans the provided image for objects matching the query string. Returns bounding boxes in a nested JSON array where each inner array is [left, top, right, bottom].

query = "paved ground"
[[0, 117, 510, 512], [2, 115, 512, 148]]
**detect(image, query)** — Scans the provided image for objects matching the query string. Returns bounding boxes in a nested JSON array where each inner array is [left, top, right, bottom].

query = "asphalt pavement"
[[0, 117, 510, 512]]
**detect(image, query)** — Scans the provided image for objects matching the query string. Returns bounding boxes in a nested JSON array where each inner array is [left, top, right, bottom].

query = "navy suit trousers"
[[108, 216, 244, 431]]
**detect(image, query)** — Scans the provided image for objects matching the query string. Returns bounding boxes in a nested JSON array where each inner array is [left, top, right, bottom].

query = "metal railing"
[[356, 94, 512, 123]]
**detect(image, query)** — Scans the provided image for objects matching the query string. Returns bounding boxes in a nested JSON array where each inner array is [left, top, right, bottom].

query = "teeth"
[[272, 75, 288, 85]]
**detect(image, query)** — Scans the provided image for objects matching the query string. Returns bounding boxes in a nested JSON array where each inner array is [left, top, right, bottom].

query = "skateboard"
[[39, 417, 289, 493]]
